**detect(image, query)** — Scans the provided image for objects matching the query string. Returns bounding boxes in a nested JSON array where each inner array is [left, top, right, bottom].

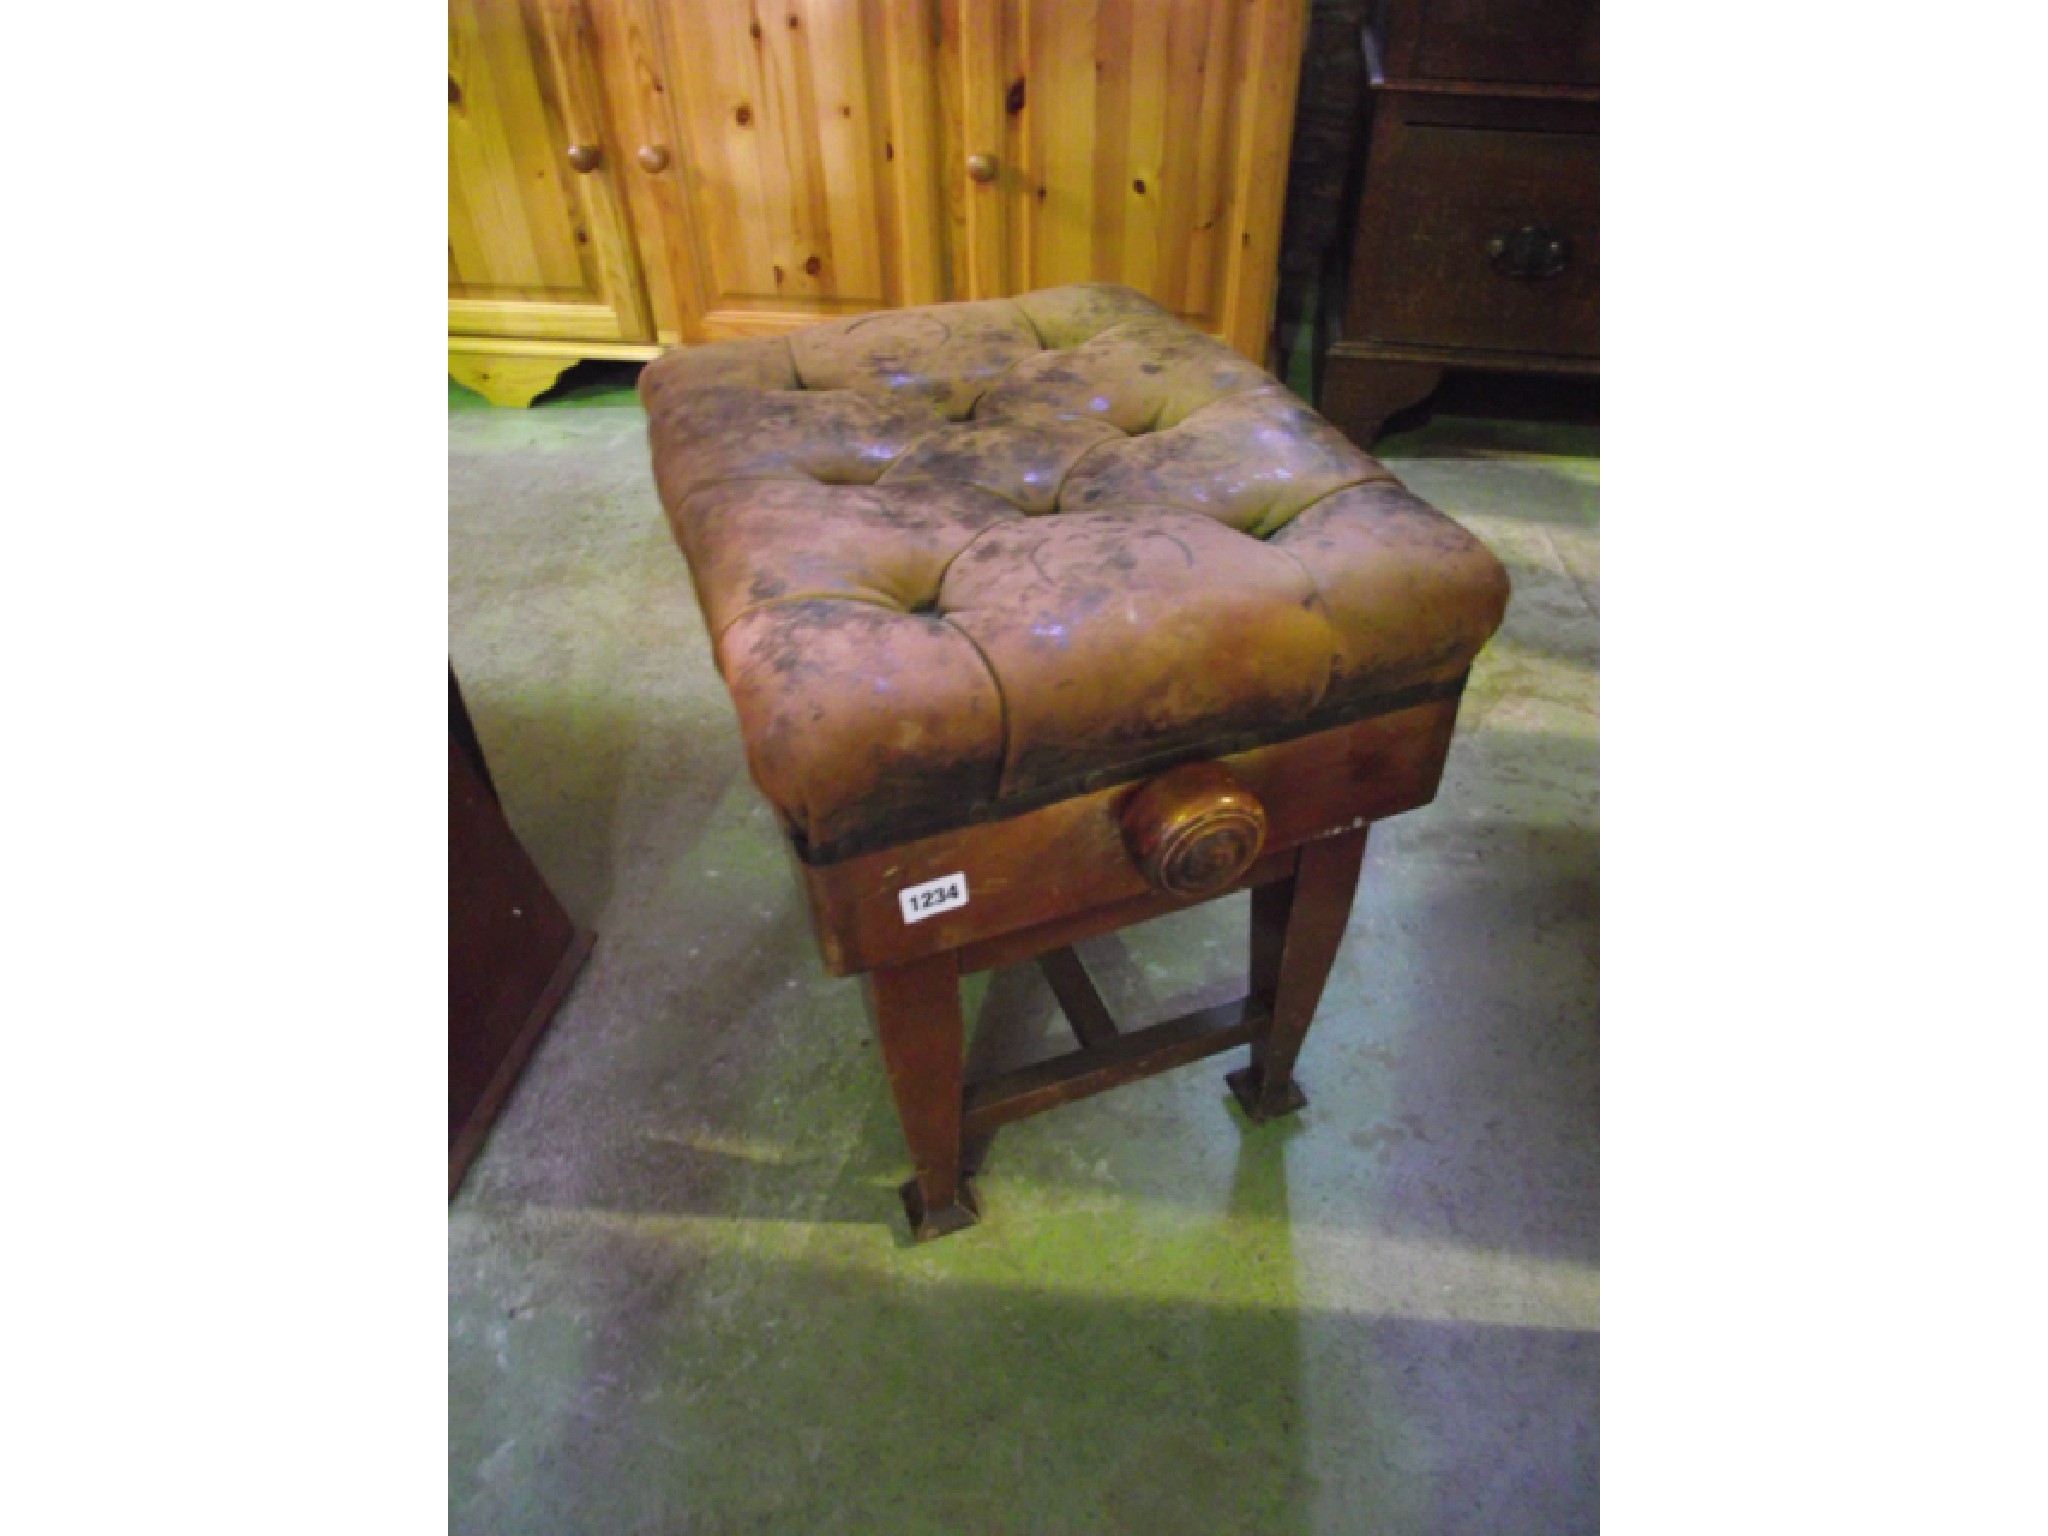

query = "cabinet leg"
[[1320, 357, 1444, 447], [1230, 828, 1371, 1122], [864, 953, 979, 1241], [449, 353, 574, 408]]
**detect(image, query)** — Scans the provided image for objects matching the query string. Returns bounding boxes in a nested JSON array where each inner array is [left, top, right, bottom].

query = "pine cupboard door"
[[448, 0, 653, 345], [630, 0, 949, 340], [939, 0, 1309, 362]]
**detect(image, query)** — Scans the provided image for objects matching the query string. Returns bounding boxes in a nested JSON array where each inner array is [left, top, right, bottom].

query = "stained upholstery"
[[641, 284, 1509, 857]]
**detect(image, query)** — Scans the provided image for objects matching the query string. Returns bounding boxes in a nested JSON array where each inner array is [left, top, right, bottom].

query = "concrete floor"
[[449, 373, 1599, 1535]]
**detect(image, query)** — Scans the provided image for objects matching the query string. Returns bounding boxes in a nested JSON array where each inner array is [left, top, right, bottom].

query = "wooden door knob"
[[637, 144, 670, 173], [1119, 763, 1267, 899], [565, 143, 603, 173], [966, 153, 998, 183]]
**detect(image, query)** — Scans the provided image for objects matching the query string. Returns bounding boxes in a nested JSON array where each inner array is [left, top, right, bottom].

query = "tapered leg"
[[1230, 828, 1370, 1122], [864, 952, 979, 1240]]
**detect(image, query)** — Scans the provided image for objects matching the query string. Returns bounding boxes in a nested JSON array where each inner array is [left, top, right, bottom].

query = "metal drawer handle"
[[1486, 226, 1568, 280]]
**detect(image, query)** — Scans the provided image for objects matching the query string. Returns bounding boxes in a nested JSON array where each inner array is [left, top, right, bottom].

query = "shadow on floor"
[[1372, 375, 1600, 461], [458, 676, 743, 934], [451, 1155, 1597, 1536]]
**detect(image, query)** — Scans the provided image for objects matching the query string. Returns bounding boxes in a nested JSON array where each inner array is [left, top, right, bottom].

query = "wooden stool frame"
[[799, 692, 1465, 1241]]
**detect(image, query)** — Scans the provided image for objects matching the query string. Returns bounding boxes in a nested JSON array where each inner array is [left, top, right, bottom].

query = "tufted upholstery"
[[642, 285, 1509, 859]]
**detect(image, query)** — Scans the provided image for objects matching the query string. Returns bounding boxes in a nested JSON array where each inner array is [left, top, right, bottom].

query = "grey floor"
[[449, 387, 1599, 1535]]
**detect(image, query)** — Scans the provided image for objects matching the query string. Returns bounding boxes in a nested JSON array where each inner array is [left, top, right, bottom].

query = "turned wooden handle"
[[1119, 763, 1267, 899], [636, 144, 670, 173], [565, 143, 603, 173]]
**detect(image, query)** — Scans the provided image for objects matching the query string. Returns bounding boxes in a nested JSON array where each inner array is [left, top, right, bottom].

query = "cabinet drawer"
[[1353, 122, 1598, 359], [1384, 0, 1600, 89]]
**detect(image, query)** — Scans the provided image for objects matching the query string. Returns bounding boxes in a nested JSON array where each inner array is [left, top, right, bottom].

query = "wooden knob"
[[966, 153, 998, 183], [637, 144, 670, 173], [566, 143, 602, 173], [1119, 763, 1267, 899]]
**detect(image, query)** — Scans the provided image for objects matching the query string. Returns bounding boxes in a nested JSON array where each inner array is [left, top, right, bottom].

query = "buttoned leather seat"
[[641, 284, 1508, 863], [638, 283, 1515, 1240]]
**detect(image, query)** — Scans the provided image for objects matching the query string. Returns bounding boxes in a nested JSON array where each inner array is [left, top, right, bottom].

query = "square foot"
[[899, 1175, 982, 1242], [1226, 1065, 1309, 1124]]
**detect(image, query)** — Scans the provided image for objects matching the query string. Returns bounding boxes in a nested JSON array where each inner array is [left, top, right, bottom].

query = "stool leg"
[[1230, 827, 1370, 1123], [864, 952, 980, 1241]]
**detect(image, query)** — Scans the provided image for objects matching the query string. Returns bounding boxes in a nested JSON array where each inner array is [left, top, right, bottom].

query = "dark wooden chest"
[[1323, 0, 1599, 443]]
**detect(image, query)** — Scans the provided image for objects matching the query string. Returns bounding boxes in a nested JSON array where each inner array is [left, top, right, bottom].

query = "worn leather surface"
[[641, 285, 1509, 856]]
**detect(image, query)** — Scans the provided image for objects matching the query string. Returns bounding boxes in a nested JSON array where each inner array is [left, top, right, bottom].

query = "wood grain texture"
[[942, 0, 1308, 360], [963, 994, 1266, 1136], [449, 0, 652, 341], [449, 296, 639, 340], [948, 0, 1012, 298], [450, 1, 1308, 377], [1037, 945, 1120, 1048], [864, 950, 977, 1238], [649, 0, 948, 339], [953, 846, 1298, 976], [1118, 761, 1268, 898], [1219, 0, 1310, 366], [797, 699, 1459, 977], [447, 352, 576, 406], [452, 338, 662, 361], [1349, 112, 1597, 357], [586, 0, 697, 342], [1229, 824, 1366, 1118], [1322, 0, 1598, 440]]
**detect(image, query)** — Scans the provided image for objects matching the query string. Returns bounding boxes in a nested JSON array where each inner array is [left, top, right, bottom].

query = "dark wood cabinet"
[[1323, 0, 1598, 444], [1385, 0, 1598, 89], [449, 672, 593, 1194]]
